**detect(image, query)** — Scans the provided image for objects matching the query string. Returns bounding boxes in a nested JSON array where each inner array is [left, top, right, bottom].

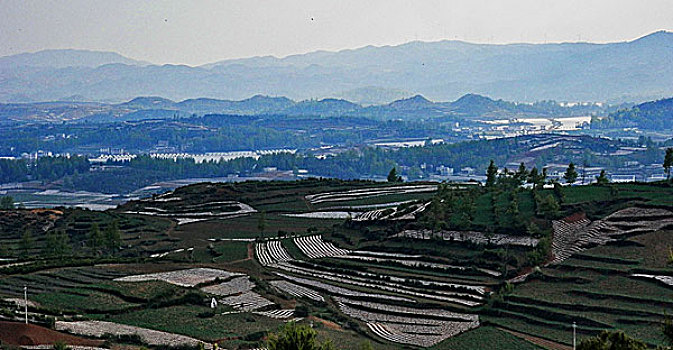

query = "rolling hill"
[[592, 97, 673, 130], [0, 93, 609, 123]]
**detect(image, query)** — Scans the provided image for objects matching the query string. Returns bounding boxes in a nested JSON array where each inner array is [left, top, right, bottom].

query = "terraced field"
[[2, 180, 673, 349], [489, 223, 673, 347]]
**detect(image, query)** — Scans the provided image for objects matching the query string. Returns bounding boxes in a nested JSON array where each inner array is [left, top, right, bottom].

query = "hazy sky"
[[1, 0, 672, 66]]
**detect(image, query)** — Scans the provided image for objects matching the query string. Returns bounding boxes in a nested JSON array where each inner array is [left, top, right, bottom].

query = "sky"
[[0, 0, 672, 66]]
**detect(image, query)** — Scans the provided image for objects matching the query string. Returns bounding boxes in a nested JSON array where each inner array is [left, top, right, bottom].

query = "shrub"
[[267, 322, 336, 350], [578, 331, 647, 350]]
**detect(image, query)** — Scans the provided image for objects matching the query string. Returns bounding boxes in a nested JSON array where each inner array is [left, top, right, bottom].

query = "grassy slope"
[[489, 229, 673, 346]]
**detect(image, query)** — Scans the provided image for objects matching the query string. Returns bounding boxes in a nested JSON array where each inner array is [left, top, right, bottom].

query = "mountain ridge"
[[1, 31, 672, 104]]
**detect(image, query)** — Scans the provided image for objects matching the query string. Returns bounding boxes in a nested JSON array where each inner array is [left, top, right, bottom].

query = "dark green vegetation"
[[0, 112, 461, 156], [592, 97, 673, 131], [266, 322, 336, 350], [2, 179, 673, 349], [430, 326, 543, 350], [1, 133, 668, 195], [487, 228, 673, 347], [0, 207, 172, 261]]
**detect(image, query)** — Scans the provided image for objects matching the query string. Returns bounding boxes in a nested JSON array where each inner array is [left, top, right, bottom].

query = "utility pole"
[[24, 285, 28, 324], [573, 321, 577, 350]]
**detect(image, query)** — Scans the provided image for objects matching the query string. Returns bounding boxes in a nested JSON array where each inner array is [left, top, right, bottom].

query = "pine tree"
[[664, 148, 673, 181], [596, 170, 609, 185], [20, 229, 33, 257], [514, 162, 528, 186], [564, 162, 578, 184], [536, 194, 560, 219], [45, 230, 71, 257], [104, 220, 121, 254], [88, 223, 103, 254], [486, 160, 498, 188], [387, 167, 402, 182], [0, 196, 14, 210]]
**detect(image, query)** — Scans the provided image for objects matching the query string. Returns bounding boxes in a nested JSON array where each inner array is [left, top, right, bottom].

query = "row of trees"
[[12, 221, 122, 259], [0, 156, 90, 184]]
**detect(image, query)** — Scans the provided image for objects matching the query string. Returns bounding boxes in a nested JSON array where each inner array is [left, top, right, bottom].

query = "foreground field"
[[1, 179, 672, 349]]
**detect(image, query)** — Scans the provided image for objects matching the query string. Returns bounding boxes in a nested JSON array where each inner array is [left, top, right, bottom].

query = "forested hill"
[[592, 97, 673, 130], [0, 93, 610, 124]]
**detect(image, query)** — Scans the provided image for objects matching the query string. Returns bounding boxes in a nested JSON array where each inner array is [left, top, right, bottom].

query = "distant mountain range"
[[1, 31, 672, 104], [0, 93, 613, 124]]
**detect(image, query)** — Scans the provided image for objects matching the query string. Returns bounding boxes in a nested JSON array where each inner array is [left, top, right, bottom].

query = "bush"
[[577, 330, 647, 350], [267, 322, 336, 350]]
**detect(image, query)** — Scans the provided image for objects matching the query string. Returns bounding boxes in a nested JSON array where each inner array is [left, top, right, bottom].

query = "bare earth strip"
[[498, 327, 572, 350]]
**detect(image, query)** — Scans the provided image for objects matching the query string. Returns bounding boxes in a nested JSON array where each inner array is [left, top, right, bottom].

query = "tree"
[[664, 148, 673, 181], [596, 170, 610, 185], [20, 229, 33, 257], [528, 167, 546, 190], [267, 322, 336, 350], [387, 167, 402, 183], [536, 193, 560, 219], [0, 196, 14, 210], [486, 160, 498, 188], [44, 230, 71, 257], [87, 223, 103, 253], [104, 220, 122, 254], [514, 162, 528, 186], [577, 330, 647, 350], [564, 162, 578, 184]]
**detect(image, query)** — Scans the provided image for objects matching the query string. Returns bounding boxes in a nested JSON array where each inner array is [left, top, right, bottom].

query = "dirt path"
[[165, 220, 177, 238], [226, 243, 254, 265], [498, 328, 572, 350]]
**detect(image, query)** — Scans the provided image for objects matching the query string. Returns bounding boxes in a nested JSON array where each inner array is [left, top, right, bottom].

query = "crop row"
[[115, 268, 243, 287], [200, 276, 255, 296], [273, 262, 483, 306], [256, 240, 294, 267], [305, 185, 437, 204], [269, 280, 324, 302], [293, 235, 350, 259], [337, 302, 478, 347], [275, 272, 413, 303]]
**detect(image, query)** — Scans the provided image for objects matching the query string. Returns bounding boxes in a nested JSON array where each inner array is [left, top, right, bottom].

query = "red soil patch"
[[563, 212, 587, 223], [308, 316, 343, 331], [0, 321, 104, 347]]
